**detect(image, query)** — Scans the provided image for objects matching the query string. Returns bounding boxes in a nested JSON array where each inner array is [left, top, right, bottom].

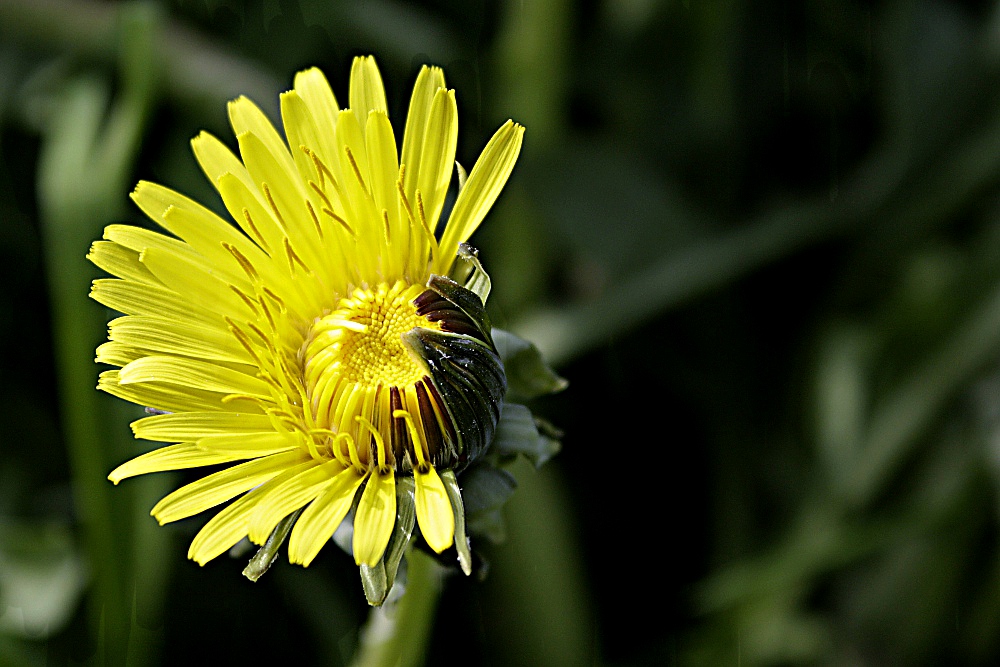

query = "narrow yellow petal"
[[349, 55, 388, 135], [415, 88, 458, 236], [131, 411, 276, 441], [98, 370, 265, 415], [293, 67, 340, 167], [139, 247, 255, 321], [228, 96, 297, 178], [132, 181, 278, 291], [88, 241, 161, 286], [104, 223, 195, 259], [91, 279, 217, 323], [352, 470, 396, 565], [151, 451, 309, 524], [197, 432, 298, 456], [109, 315, 251, 365], [95, 341, 144, 367], [108, 443, 258, 485], [288, 467, 366, 566], [118, 356, 271, 398], [436, 120, 524, 274], [247, 459, 344, 544], [365, 110, 401, 230], [413, 465, 455, 553], [188, 484, 268, 565], [236, 131, 330, 281], [191, 130, 256, 194], [281, 90, 330, 195], [400, 65, 446, 200]]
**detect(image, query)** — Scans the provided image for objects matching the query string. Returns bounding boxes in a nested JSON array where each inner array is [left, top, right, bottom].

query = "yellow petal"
[[365, 111, 401, 245], [88, 241, 161, 286], [95, 341, 144, 367], [108, 315, 251, 365], [118, 356, 271, 398], [151, 451, 309, 524], [228, 95, 296, 178], [349, 55, 388, 135], [188, 484, 269, 565], [293, 67, 340, 168], [108, 443, 258, 485], [138, 247, 255, 321], [197, 432, 298, 457], [288, 467, 366, 566], [247, 459, 344, 544], [131, 411, 276, 441], [400, 66, 446, 200], [415, 88, 458, 236], [436, 120, 524, 274], [133, 182, 282, 293], [414, 465, 454, 553], [191, 130, 256, 194], [352, 470, 396, 565], [98, 370, 264, 415], [90, 279, 216, 323]]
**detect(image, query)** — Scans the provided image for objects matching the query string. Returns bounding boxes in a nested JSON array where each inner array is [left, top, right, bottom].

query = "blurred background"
[[4, 0, 1000, 664]]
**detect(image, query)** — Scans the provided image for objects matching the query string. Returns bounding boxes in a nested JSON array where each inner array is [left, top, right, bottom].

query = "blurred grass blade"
[[35, 4, 159, 663]]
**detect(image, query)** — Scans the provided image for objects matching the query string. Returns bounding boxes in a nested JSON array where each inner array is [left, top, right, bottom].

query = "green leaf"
[[460, 464, 517, 543], [492, 329, 568, 401], [492, 403, 561, 468]]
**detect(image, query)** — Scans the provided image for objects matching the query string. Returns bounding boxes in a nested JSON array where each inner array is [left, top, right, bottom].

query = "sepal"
[[492, 329, 568, 401]]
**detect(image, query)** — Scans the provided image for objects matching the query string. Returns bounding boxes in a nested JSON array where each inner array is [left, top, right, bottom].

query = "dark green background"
[[3, 0, 1000, 664]]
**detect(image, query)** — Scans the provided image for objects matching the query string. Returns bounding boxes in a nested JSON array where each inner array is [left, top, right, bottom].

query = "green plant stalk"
[[352, 549, 442, 667], [35, 5, 159, 663]]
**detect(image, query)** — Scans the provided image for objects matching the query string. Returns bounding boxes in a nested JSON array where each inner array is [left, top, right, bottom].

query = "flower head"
[[89, 56, 523, 596]]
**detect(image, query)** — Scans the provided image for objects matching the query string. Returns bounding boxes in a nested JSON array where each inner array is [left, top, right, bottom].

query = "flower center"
[[304, 281, 432, 401], [299, 280, 448, 472]]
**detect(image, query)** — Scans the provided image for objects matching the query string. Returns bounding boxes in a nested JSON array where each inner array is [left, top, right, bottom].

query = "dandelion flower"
[[89, 56, 523, 597]]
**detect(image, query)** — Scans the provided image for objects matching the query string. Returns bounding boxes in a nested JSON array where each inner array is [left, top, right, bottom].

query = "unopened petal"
[[352, 470, 396, 565], [414, 465, 455, 553]]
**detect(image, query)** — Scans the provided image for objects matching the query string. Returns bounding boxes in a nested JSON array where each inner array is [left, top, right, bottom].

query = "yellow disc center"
[[303, 281, 433, 397]]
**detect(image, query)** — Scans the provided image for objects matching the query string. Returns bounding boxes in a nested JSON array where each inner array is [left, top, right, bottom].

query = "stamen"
[[304, 146, 337, 192], [305, 200, 324, 238], [397, 180, 416, 227], [310, 181, 333, 208], [225, 319, 264, 366], [414, 190, 440, 266], [229, 285, 260, 314], [223, 242, 260, 281], [246, 322, 272, 348], [335, 432, 363, 471], [355, 415, 388, 472], [381, 209, 391, 245], [262, 183, 288, 231], [322, 207, 355, 237], [284, 237, 310, 274], [393, 409, 429, 472], [262, 287, 287, 311], [344, 146, 369, 196], [258, 295, 278, 332], [241, 208, 271, 253]]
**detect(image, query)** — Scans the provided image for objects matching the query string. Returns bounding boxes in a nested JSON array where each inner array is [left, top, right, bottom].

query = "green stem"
[[351, 550, 442, 667]]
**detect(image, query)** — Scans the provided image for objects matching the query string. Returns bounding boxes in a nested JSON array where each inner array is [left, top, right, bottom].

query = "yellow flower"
[[89, 56, 523, 586]]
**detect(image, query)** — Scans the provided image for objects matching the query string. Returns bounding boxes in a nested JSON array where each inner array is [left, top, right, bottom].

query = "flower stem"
[[352, 550, 442, 667]]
